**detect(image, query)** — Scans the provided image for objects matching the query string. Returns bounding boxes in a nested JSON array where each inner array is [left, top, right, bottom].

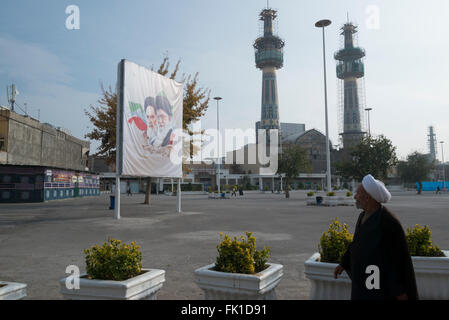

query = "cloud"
[[0, 35, 100, 151], [0, 35, 72, 84]]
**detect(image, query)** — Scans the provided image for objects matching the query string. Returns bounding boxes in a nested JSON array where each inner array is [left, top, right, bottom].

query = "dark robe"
[[340, 206, 419, 300], [161, 128, 173, 147]]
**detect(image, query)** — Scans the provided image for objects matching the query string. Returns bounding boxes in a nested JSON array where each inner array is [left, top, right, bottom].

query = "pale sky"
[[0, 0, 448, 160]]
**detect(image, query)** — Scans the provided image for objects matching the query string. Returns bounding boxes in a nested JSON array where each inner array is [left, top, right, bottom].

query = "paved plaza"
[[0, 191, 448, 299]]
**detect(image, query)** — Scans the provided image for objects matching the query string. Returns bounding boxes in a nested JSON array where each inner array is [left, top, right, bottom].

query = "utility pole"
[[315, 19, 332, 192]]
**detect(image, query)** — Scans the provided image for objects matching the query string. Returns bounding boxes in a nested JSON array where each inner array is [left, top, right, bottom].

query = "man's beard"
[[153, 124, 171, 147]]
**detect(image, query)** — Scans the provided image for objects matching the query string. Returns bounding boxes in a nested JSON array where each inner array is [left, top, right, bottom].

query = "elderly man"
[[334, 174, 418, 300], [144, 96, 158, 146]]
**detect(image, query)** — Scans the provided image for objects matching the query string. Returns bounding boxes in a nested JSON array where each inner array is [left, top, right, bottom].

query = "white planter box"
[[304, 253, 351, 300], [0, 281, 27, 300], [194, 263, 283, 300], [324, 197, 338, 207], [306, 196, 316, 206], [305, 251, 449, 300], [343, 197, 355, 206], [60, 268, 165, 300], [412, 250, 449, 299]]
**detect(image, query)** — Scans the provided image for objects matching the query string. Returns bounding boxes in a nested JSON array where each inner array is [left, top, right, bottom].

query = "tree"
[[277, 144, 311, 198], [84, 84, 117, 167], [397, 152, 434, 194], [336, 135, 398, 182], [85, 56, 210, 204]]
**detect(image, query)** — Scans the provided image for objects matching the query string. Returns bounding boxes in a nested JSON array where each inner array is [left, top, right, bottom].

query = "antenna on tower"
[[347, 12, 350, 23], [6, 84, 17, 112]]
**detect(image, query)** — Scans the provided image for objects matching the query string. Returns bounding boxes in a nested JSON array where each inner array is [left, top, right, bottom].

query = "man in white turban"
[[334, 174, 418, 300]]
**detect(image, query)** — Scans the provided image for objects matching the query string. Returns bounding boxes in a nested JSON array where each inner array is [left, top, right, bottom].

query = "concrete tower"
[[428, 126, 437, 162], [254, 7, 284, 145], [335, 22, 366, 149]]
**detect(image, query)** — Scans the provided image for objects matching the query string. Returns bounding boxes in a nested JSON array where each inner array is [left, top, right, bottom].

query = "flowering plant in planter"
[[346, 191, 352, 197], [215, 232, 270, 274], [318, 219, 353, 263], [405, 224, 449, 299], [60, 238, 165, 300], [304, 218, 353, 299], [194, 232, 283, 300], [325, 192, 338, 206], [406, 224, 444, 257], [306, 192, 316, 205], [84, 238, 142, 281]]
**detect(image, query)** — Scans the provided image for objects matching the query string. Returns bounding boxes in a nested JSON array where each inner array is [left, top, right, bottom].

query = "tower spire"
[[254, 6, 284, 144], [335, 21, 366, 149]]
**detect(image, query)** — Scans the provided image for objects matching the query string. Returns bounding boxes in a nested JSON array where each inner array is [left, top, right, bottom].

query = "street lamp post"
[[441, 141, 446, 191], [365, 107, 373, 136], [315, 19, 332, 192], [214, 97, 222, 196]]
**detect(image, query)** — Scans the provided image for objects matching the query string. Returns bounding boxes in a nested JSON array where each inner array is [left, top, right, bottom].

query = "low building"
[[0, 107, 99, 203]]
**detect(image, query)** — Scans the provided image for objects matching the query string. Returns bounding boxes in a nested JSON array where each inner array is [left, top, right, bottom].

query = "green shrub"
[[84, 238, 142, 281], [319, 219, 353, 263], [327, 192, 336, 196], [215, 231, 270, 274], [307, 192, 315, 197], [208, 187, 212, 193], [316, 185, 322, 191], [346, 191, 353, 197], [406, 225, 445, 257]]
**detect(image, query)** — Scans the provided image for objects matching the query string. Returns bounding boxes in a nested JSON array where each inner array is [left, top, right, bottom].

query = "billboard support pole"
[[177, 178, 181, 213], [115, 59, 125, 220]]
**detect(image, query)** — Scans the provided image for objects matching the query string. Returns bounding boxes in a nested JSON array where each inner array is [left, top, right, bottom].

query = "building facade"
[[0, 107, 98, 202]]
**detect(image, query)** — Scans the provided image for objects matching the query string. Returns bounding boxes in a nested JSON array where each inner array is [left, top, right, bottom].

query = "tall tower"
[[428, 126, 437, 162], [254, 7, 284, 144], [335, 22, 366, 149]]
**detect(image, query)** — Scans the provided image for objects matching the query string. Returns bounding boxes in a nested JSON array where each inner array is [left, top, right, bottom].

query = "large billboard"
[[117, 60, 183, 177]]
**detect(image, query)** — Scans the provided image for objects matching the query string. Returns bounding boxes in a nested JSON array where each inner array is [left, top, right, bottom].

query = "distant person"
[[127, 185, 132, 196], [334, 174, 418, 300], [232, 186, 237, 197], [436, 185, 441, 194]]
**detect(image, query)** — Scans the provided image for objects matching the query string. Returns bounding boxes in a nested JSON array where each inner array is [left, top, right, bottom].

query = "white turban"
[[362, 174, 391, 203]]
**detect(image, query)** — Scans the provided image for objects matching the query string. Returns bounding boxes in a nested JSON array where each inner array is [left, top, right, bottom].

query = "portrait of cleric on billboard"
[[122, 60, 183, 178]]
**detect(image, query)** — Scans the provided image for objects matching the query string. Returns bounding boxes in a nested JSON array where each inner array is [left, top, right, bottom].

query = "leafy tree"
[[336, 135, 398, 181], [84, 84, 117, 167], [85, 56, 210, 204], [397, 152, 434, 194], [277, 144, 311, 198]]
